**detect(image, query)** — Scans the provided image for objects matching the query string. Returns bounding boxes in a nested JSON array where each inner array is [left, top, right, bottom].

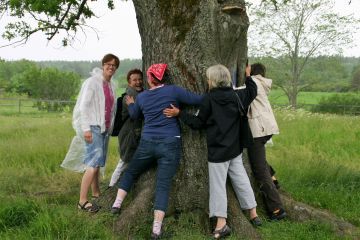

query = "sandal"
[[212, 224, 231, 239], [77, 201, 99, 213]]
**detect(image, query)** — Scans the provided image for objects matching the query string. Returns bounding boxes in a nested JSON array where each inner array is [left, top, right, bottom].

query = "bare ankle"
[[215, 217, 226, 230], [249, 208, 258, 219]]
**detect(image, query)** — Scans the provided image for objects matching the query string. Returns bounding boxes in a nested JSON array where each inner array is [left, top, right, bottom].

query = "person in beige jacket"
[[247, 63, 287, 221]]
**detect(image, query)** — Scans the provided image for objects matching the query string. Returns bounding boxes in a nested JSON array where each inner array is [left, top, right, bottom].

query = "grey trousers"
[[208, 153, 257, 218]]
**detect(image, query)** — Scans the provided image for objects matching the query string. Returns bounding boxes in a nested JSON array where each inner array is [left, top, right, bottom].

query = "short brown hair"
[[127, 68, 143, 82], [102, 53, 120, 69]]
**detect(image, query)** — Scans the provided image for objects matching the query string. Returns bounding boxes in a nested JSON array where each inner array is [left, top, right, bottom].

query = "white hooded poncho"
[[61, 68, 116, 173]]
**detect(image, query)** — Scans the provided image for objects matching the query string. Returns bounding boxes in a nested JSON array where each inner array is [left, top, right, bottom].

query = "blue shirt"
[[128, 85, 202, 138]]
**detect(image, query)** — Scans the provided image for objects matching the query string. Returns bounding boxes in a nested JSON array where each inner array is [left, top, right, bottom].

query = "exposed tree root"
[[280, 191, 359, 238]]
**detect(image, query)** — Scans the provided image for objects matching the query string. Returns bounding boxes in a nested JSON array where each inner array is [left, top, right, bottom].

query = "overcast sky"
[[0, 0, 359, 61]]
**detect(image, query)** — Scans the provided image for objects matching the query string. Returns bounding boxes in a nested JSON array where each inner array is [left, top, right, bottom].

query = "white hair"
[[206, 64, 232, 89]]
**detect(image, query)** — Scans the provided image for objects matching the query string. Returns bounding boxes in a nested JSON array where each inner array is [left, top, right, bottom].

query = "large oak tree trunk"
[[131, 0, 253, 236], [98, 0, 358, 238]]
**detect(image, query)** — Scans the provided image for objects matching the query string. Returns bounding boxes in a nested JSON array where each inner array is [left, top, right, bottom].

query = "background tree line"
[[1, 56, 359, 95], [37, 58, 142, 85], [251, 56, 360, 92], [0, 56, 359, 112], [0, 58, 141, 111]]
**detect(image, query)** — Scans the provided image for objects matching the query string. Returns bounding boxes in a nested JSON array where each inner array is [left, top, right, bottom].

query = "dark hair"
[[102, 53, 120, 69], [160, 69, 172, 83], [127, 68, 143, 82], [150, 69, 172, 85], [250, 63, 266, 77]]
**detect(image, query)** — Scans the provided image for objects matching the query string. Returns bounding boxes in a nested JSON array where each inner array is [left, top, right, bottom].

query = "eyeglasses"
[[104, 63, 117, 68]]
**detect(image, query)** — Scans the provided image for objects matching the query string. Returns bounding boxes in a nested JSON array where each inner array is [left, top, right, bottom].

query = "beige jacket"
[[247, 75, 279, 138]]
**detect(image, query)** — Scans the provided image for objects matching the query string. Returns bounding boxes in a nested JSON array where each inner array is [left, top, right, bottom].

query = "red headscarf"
[[147, 63, 168, 82]]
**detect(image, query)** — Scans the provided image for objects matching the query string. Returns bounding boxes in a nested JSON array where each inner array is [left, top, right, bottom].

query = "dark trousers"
[[247, 135, 283, 213], [269, 164, 276, 176]]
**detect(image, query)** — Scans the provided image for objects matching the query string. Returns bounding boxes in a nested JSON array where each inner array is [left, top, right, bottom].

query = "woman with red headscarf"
[[111, 63, 202, 239]]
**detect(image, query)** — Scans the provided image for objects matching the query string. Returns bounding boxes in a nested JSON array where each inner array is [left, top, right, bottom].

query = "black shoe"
[[111, 206, 121, 214], [270, 208, 287, 221], [151, 231, 162, 240], [212, 224, 231, 239], [250, 216, 262, 227], [273, 179, 280, 189]]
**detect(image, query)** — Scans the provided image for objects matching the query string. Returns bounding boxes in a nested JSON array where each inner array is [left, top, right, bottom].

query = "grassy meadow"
[[0, 107, 359, 239], [268, 89, 340, 105]]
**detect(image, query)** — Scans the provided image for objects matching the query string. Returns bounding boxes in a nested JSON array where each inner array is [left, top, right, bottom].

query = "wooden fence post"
[[18, 99, 21, 113]]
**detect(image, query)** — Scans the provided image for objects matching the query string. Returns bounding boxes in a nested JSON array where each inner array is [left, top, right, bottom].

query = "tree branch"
[[48, 2, 73, 40], [48, 0, 88, 40]]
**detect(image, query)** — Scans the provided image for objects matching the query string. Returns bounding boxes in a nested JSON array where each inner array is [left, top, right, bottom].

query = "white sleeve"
[[79, 80, 94, 132]]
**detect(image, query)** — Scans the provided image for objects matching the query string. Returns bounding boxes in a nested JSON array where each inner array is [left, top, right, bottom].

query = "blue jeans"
[[83, 125, 109, 168], [118, 137, 181, 212]]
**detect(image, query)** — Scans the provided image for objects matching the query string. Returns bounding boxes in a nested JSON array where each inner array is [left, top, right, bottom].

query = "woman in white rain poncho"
[[62, 53, 119, 213]]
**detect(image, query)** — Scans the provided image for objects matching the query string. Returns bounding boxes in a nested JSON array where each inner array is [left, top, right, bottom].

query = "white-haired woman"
[[164, 64, 261, 239]]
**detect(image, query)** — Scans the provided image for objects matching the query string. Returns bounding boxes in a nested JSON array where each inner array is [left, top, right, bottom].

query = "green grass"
[[258, 220, 341, 240], [0, 110, 359, 239], [268, 108, 360, 226], [0, 113, 120, 239]]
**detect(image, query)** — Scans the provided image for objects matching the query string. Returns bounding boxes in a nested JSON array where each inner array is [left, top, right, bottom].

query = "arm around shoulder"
[[178, 95, 210, 129]]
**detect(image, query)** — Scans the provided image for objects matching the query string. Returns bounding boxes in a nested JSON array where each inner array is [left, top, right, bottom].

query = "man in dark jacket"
[[109, 69, 144, 187]]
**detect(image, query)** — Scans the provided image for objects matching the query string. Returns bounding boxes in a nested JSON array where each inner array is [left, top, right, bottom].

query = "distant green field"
[[0, 88, 127, 115], [0, 109, 359, 239], [0, 90, 346, 116], [269, 89, 340, 105]]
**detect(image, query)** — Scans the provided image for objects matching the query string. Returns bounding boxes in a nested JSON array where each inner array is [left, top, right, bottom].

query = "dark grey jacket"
[[118, 87, 143, 163]]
